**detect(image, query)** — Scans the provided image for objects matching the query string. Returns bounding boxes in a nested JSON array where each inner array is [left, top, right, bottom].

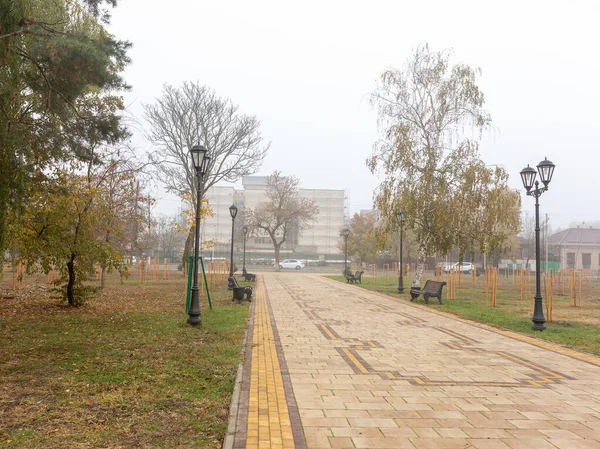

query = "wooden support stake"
[[494, 268, 496, 303], [525, 268, 531, 298], [485, 268, 489, 307], [572, 270, 576, 306], [578, 271, 582, 306], [520, 268, 524, 300], [548, 273, 553, 322]]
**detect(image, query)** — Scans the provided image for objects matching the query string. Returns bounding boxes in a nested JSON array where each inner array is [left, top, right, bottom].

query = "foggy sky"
[[107, 0, 600, 231]]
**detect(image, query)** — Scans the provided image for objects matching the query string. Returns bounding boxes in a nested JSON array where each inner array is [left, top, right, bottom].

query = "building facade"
[[200, 176, 345, 259], [547, 227, 600, 270]]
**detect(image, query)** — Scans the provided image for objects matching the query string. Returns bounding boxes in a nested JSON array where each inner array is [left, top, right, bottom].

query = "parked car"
[[440, 262, 455, 273], [276, 259, 305, 270], [443, 262, 474, 274]]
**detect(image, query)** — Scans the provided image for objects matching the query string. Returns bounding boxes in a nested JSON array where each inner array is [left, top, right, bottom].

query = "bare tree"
[[247, 172, 318, 270], [155, 214, 186, 262], [143, 81, 270, 263], [521, 211, 536, 268]]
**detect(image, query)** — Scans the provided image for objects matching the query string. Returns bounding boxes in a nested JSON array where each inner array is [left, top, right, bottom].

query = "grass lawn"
[[0, 275, 251, 449], [330, 273, 600, 357]]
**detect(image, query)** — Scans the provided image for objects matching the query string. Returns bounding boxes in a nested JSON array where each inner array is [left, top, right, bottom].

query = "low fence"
[[1, 258, 235, 306]]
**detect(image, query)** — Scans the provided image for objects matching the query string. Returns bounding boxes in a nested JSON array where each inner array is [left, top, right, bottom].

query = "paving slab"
[[227, 273, 600, 449]]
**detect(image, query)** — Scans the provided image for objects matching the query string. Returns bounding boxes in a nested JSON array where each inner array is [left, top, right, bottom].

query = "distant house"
[[547, 227, 600, 270]]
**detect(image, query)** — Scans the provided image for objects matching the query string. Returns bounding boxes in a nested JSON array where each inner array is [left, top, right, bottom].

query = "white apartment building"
[[199, 185, 236, 250], [200, 176, 345, 257]]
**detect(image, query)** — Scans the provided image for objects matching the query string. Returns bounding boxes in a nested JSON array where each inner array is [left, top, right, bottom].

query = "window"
[[567, 252, 575, 268], [582, 253, 591, 270]]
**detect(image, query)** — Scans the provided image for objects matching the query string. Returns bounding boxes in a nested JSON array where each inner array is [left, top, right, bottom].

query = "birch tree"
[[452, 163, 521, 264], [247, 172, 318, 270], [368, 44, 492, 287]]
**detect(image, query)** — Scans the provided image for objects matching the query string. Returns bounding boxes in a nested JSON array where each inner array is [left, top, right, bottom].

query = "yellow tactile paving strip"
[[246, 279, 295, 449]]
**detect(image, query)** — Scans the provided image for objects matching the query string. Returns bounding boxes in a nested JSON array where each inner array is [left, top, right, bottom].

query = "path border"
[[225, 276, 307, 449], [224, 296, 255, 449], [264, 280, 307, 449]]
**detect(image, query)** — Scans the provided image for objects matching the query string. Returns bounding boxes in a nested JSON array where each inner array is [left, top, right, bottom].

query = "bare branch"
[[143, 82, 270, 204], [246, 172, 319, 268]]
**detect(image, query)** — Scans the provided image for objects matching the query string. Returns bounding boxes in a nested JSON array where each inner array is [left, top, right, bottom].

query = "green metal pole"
[[200, 256, 212, 310], [186, 256, 193, 312]]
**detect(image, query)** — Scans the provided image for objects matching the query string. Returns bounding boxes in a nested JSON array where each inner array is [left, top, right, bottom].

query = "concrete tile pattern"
[[232, 273, 600, 448], [232, 277, 306, 449], [283, 273, 600, 447]]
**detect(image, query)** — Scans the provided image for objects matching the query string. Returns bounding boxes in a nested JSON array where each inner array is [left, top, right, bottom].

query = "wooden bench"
[[410, 279, 446, 304], [242, 268, 256, 282], [345, 271, 356, 283], [345, 270, 364, 284], [353, 270, 364, 284], [228, 276, 253, 302]]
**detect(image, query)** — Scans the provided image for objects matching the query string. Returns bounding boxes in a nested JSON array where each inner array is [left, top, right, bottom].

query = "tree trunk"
[[102, 228, 111, 289], [182, 225, 195, 271], [274, 244, 281, 271], [412, 246, 427, 287], [66, 253, 76, 306]]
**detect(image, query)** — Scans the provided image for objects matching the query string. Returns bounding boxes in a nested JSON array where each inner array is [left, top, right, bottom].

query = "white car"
[[277, 259, 305, 270], [443, 262, 474, 274]]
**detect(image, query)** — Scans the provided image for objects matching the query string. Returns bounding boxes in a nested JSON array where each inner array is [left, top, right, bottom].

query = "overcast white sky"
[[108, 0, 600, 231]]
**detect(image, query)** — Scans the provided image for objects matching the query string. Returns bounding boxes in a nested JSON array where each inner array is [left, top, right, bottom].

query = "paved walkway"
[[225, 273, 600, 449]]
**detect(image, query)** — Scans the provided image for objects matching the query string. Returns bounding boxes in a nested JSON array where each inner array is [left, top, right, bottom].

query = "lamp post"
[[229, 204, 238, 279], [397, 210, 404, 294], [343, 225, 350, 275], [187, 145, 210, 326], [520, 157, 556, 331], [242, 225, 248, 274]]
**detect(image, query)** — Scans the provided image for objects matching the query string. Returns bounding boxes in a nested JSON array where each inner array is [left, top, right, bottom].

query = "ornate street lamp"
[[229, 204, 238, 281], [187, 144, 210, 326], [242, 225, 249, 274], [520, 157, 555, 331], [397, 210, 404, 294], [343, 225, 350, 275]]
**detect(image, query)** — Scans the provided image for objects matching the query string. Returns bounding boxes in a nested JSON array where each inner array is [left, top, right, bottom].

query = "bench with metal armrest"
[[228, 276, 253, 302], [410, 279, 446, 304]]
